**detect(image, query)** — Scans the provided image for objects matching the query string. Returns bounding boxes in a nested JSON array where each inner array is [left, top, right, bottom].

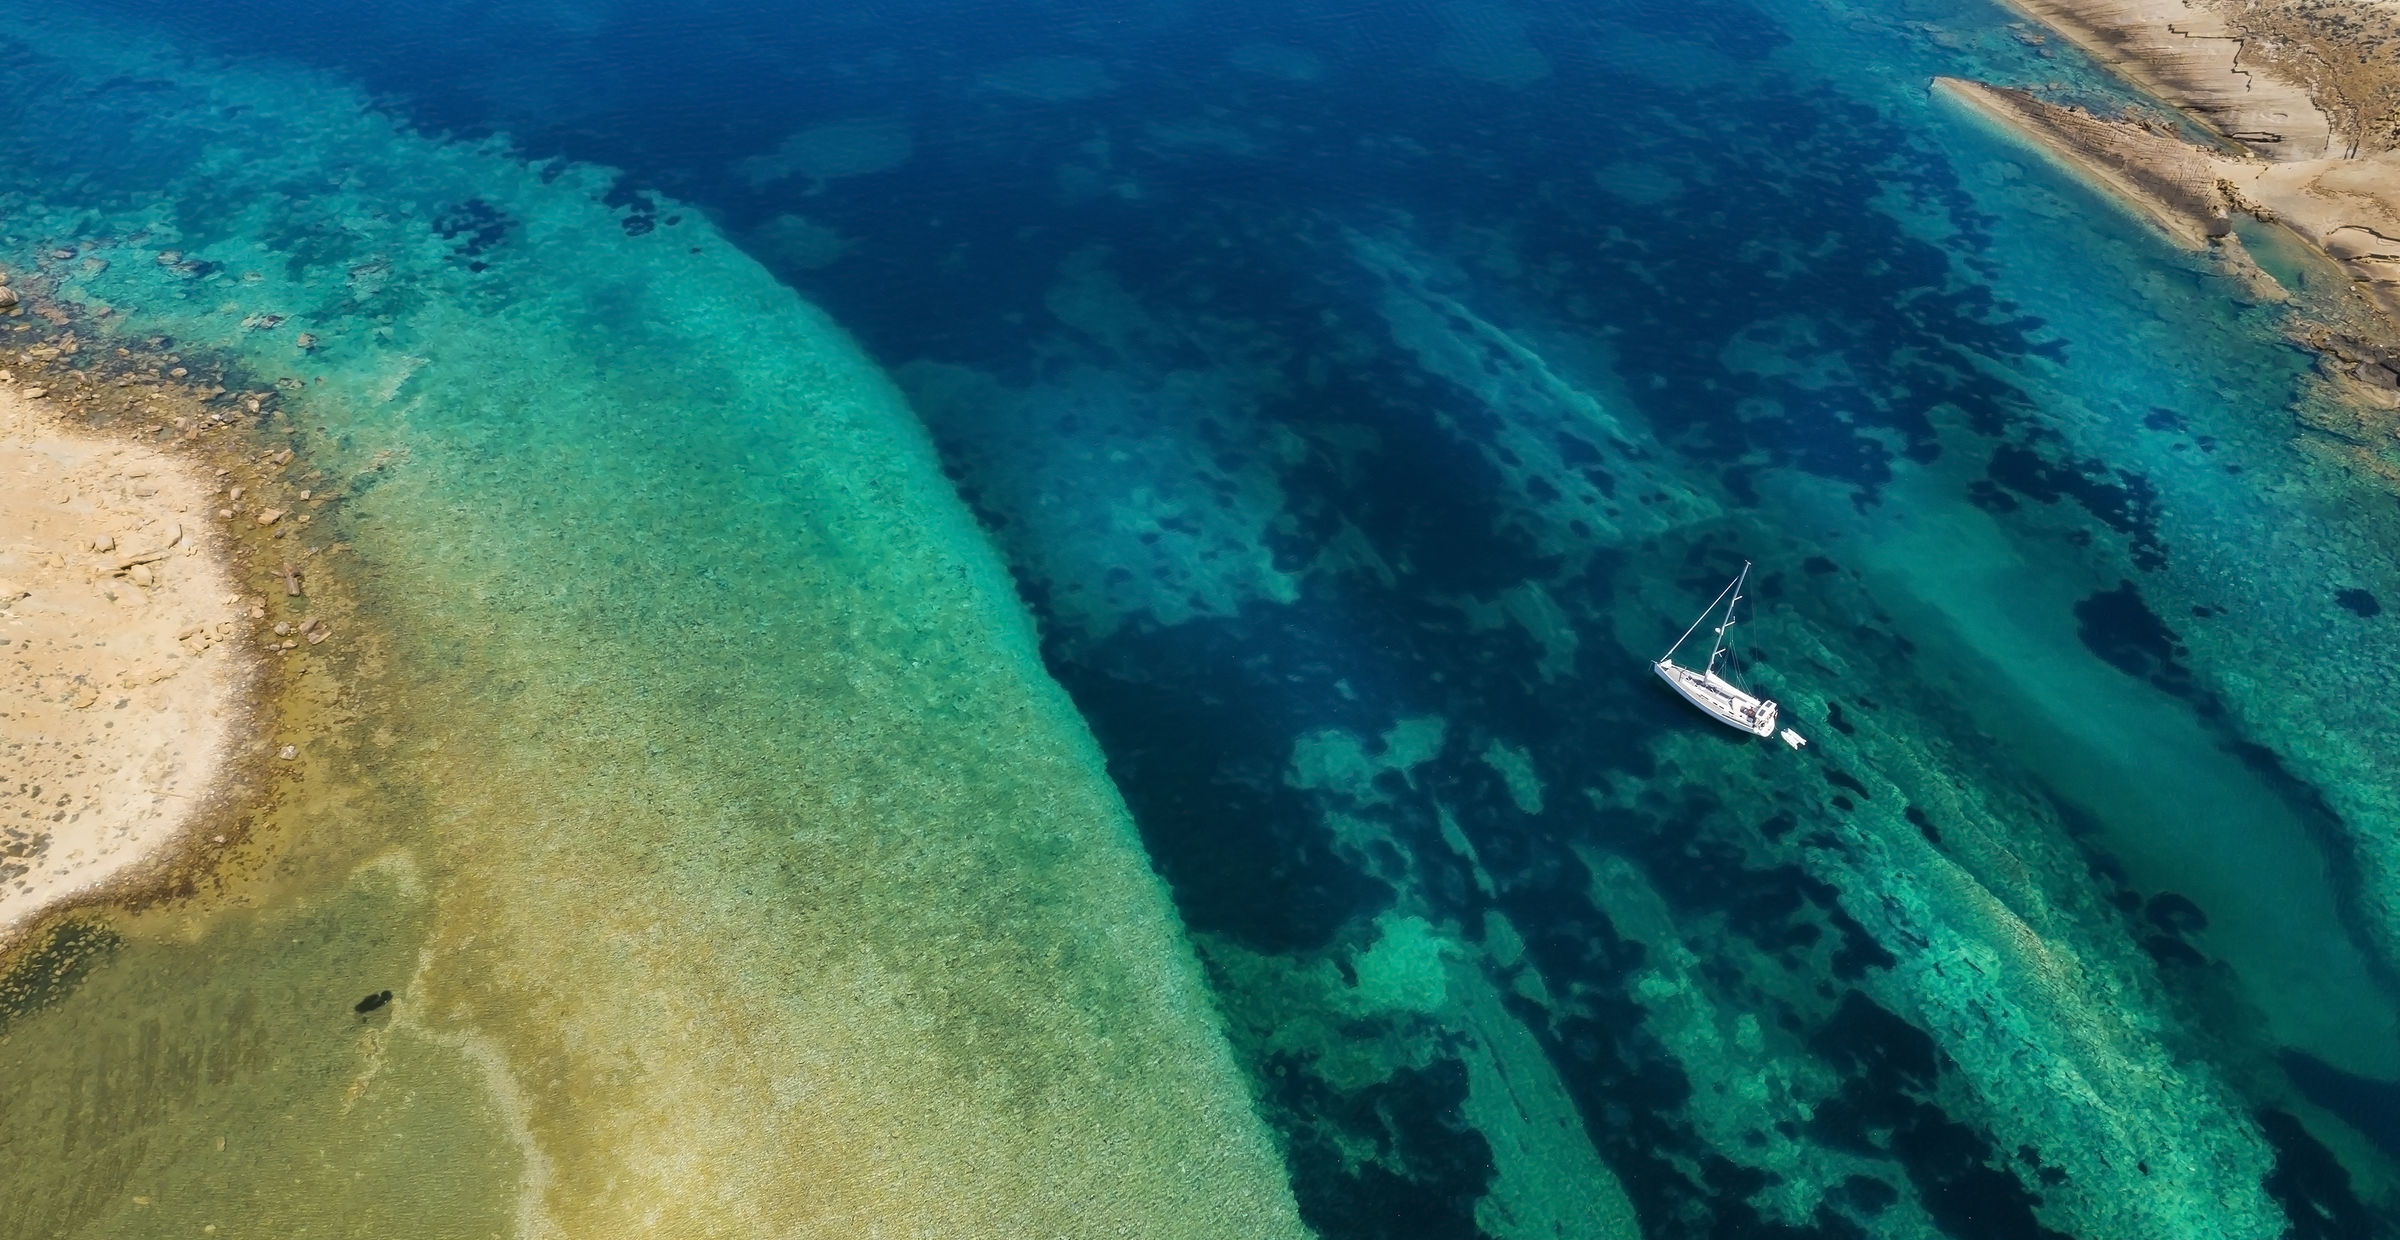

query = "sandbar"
[[0, 386, 245, 941]]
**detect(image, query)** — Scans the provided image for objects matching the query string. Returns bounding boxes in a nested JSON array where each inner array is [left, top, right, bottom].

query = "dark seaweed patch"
[[2143, 892, 2207, 936], [432, 197, 511, 262], [1832, 1173, 1898, 1214], [2073, 581, 2193, 696], [1828, 909, 1898, 981], [2336, 588, 2382, 618], [1503, 852, 1843, 1240], [2278, 1053, 2400, 1167], [2256, 1108, 2387, 1239], [0, 918, 120, 1036], [1986, 444, 2167, 570], [1058, 629, 1393, 955], [1810, 994, 2074, 1240], [1271, 1057, 1498, 1240], [1822, 769, 1869, 799], [604, 176, 660, 237]]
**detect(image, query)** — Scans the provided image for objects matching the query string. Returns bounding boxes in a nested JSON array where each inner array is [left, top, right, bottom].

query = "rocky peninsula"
[[1942, 0, 2400, 395]]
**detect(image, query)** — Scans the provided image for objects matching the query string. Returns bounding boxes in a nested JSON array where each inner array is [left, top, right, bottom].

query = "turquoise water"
[[2, 0, 2398, 1236]]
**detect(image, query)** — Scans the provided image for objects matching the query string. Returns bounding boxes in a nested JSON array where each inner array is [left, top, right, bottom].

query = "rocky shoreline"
[[0, 255, 362, 963], [1939, 0, 2400, 419]]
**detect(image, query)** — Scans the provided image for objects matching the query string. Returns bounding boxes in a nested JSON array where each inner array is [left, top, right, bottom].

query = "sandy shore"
[[1935, 77, 2235, 247], [0, 387, 245, 941]]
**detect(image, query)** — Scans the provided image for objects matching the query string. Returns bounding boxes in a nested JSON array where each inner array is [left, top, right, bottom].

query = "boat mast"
[[1661, 571, 1741, 663], [1705, 561, 1749, 676]]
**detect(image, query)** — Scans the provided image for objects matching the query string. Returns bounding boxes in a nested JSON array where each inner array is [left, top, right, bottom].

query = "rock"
[[90, 534, 114, 552], [0, 579, 23, 604], [302, 618, 330, 645], [0, 287, 18, 309], [2359, 363, 2400, 391], [272, 621, 291, 636], [255, 508, 285, 526], [111, 524, 182, 569], [295, 332, 317, 350], [49, 248, 74, 261], [70, 684, 98, 709], [21, 387, 44, 400], [277, 744, 298, 760], [129, 564, 154, 587]]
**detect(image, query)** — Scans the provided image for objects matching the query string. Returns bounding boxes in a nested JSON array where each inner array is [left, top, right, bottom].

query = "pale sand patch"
[[0, 387, 244, 939]]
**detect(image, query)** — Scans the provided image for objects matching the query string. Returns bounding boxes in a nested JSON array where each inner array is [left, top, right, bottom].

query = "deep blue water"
[[9, 0, 2400, 1235]]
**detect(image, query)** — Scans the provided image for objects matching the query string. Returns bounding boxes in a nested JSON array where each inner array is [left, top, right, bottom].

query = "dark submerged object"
[[354, 989, 393, 1014]]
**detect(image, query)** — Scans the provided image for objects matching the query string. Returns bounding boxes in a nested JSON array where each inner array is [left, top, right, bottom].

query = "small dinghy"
[[1654, 561, 1782, 739]]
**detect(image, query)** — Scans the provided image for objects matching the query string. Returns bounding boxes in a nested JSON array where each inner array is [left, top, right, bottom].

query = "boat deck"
[[1654, 660, 1779, 737]]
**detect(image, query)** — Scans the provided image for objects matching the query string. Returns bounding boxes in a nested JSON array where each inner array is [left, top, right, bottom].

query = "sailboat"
[[1654, 562, 1785, 740]]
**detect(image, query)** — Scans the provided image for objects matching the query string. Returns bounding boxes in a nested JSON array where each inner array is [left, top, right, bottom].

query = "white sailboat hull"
[[1654, 660, 1778, 737]]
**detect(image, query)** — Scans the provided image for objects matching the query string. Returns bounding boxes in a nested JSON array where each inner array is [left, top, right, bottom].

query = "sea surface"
[[2, 0, 2397, 1236]]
